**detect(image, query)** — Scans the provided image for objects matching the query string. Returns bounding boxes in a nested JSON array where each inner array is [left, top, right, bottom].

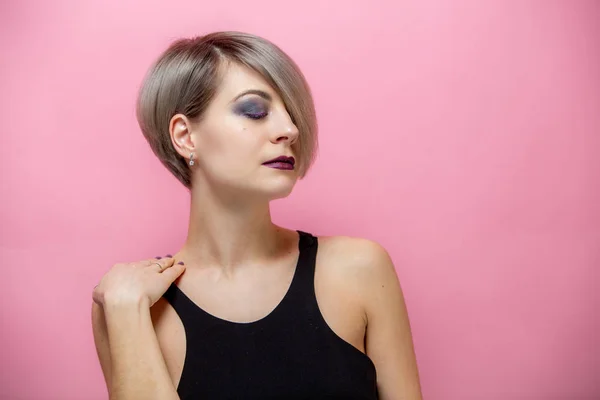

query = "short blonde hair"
[[136, 31, 318, 189]]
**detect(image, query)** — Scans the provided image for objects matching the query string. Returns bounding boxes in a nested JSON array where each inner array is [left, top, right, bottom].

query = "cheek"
[[231, 126, 264, 166], [202, 119, 251, 153], [201, 124, 263, 176], [236, 122, 266, 150]]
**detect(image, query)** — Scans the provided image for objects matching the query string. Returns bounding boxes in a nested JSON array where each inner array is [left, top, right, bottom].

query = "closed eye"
[[233, 99, 269, 120]]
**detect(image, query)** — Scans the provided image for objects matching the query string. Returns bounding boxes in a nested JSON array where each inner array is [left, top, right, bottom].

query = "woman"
[[92, 31, 423, 400]]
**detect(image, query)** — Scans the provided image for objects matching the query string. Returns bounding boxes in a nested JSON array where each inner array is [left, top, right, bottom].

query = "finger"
[[161, 261, 186, 281], [150, 257, 174, 272], [92, 285, 102, 305], [143, 254, 171, 265], [137, 259, 158, 267], [144, 254, 167, 264]]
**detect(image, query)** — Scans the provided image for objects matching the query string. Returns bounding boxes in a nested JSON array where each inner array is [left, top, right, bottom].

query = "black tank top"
[[163, 231, 378, 399]]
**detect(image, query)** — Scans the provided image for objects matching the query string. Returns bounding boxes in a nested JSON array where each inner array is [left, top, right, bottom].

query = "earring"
[[189, 153, 195, 166]]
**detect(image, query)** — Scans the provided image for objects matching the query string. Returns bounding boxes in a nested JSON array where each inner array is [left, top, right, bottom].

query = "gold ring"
[[153, 262, 164, 271]]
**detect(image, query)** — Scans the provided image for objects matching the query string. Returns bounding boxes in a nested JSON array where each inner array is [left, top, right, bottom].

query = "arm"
[[362, 241, 423, 399], [92, 297, 180, 400]]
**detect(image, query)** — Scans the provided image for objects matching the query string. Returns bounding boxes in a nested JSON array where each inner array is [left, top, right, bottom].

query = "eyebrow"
[[231, 89, 272, 103]]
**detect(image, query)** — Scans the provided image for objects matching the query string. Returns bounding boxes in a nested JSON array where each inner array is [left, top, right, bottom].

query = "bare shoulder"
[[317, 235, 397, 285], [318, 235, 422, 399], [315, 234, 401, 318]]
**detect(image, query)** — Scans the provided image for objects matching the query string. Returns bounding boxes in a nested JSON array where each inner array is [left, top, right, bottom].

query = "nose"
[[271, 121, 299, 145], [275, 125, 299, 145], [269, 106, 299, 145]]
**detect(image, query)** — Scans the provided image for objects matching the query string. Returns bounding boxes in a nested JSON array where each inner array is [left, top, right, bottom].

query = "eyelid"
[[241, 95, 270, 106], [232, 89, 273, 104], [233, 98, 270, 119], [239, 99, 269, 109]]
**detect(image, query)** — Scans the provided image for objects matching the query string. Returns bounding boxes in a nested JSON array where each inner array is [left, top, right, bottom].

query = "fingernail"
[[178, 261, 184, 265], [165, 254, 173, 258], [155, 256, 162, 259]]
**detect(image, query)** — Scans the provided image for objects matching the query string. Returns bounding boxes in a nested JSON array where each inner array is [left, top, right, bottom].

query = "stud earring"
[[189, 153, 195, 166]]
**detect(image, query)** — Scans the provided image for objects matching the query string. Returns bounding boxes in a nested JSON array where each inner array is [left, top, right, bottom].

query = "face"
[[179, 62, 300, 201]]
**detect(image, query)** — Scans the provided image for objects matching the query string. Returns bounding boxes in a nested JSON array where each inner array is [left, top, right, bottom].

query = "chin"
[[264, 182, 296, 200], [255, 177, 297, 201], [231, 171, 298, 201], [270, 188, 295, 201]]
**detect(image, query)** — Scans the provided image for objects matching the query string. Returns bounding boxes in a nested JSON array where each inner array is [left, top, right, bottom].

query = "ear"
[[169, 113, 197, 160]]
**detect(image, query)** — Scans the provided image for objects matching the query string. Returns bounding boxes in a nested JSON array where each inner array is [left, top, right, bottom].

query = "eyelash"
[[235, 100, 269, 120], [245, 110, 269, 120]]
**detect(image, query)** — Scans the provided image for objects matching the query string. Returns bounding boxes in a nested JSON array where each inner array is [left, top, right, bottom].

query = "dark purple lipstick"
[[262, 156, 295, 170]]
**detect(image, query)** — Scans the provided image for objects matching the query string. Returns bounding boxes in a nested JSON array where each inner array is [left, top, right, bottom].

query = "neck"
[[176, 185, 285, 275]]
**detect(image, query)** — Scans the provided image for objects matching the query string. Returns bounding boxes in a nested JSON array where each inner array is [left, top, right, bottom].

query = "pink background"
[[1, 1, 599, 399]]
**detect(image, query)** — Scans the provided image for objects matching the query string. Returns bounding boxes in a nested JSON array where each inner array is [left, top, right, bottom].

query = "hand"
[[93, 256, 186, 308]]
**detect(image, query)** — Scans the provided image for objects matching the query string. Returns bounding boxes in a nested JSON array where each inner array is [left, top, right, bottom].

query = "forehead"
[[214, 62, 274, 101]]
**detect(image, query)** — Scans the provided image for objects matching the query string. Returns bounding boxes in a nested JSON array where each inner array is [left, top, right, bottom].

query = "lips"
[[263, 156, 295, 167]]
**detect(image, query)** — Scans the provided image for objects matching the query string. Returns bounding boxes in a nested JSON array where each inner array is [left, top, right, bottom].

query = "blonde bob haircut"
[[136, 31, 318, 189]]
